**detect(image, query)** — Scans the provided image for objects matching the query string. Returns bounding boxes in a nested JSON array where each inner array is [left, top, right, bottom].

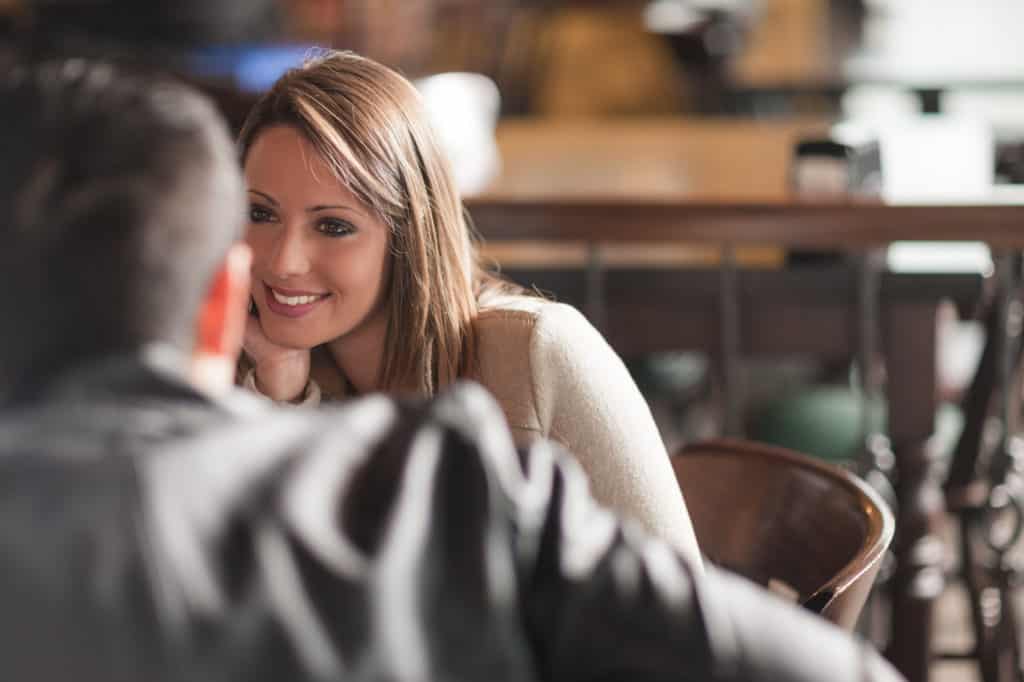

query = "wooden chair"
[[672, 438, 894, 631]]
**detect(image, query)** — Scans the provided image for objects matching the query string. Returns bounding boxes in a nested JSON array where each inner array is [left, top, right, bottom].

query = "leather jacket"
[[0, 351, 903, 682]]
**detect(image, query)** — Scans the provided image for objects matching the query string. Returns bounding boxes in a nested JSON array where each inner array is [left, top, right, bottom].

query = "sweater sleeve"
[[526, 302, 703, 568]]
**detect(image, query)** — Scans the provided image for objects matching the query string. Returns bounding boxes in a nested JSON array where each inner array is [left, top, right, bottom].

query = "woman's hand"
[[243, 312, 311, 402]]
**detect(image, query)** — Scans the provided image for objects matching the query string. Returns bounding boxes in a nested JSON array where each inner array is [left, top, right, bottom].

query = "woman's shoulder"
[[475, 295, 592, 341], [470, 295, 607, 437], [473, 295, 611, 386]]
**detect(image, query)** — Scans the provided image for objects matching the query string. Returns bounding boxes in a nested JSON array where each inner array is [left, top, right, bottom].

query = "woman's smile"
[[262, 282, 331, 319]]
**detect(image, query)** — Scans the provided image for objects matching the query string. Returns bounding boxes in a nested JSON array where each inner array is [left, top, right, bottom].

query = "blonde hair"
[[239, 50, 516, 395]]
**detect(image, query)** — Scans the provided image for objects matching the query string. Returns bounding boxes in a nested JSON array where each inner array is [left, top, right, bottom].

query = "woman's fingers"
[[243, 315, 312, 401]]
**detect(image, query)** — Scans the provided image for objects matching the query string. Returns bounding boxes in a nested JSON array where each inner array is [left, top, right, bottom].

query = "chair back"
[[673, 438, 894, 630]]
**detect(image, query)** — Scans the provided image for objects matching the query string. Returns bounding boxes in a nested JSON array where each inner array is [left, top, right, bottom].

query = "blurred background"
[[0, 1, 887, 113], [8, 0, 1021, 200], [5, 1, 1024, 187]]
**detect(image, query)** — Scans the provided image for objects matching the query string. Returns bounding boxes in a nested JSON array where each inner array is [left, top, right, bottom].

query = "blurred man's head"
[[0, 59, 251, 401]]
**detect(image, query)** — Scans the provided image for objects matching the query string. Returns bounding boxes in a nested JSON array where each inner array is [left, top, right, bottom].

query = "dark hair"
[[0, 59, 245, 396]]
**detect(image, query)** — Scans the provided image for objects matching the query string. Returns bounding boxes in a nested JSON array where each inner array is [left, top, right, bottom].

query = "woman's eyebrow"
[[247, 189, 278, 206], [248, 189, 365, 216], [307, 204, 365, 216]]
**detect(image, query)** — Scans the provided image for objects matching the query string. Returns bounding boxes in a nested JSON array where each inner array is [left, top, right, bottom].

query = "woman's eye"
[[249, 205, 275, 223], [317, 218, 356, 237]]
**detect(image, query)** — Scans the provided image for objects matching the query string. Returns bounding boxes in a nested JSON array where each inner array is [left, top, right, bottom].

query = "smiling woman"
[[236, 50, 702, 564], [243, 125, 392, 395]]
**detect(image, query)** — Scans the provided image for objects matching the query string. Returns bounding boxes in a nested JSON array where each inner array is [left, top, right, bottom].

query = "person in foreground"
[[0, 59, 902, 682], [236, 49, 701, 560]]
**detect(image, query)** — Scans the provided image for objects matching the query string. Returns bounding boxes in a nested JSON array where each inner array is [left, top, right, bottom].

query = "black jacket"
[[0, 351, 903, 681]]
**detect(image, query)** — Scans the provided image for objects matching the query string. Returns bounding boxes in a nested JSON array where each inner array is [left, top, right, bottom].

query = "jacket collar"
[[19, 344, 264, 418]]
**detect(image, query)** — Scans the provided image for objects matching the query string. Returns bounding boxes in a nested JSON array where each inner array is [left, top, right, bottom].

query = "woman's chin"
[[264, 330, 320, 352]]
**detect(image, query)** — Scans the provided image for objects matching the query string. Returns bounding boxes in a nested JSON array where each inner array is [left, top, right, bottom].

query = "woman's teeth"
[[272, 290, 323, 306]]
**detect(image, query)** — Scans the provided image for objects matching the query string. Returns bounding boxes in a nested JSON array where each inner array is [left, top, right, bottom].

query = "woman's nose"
[[267, 227, 311, 278]]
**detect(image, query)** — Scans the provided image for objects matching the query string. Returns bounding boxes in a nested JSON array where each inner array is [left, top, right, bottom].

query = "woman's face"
[[244, 125, 390, 351]]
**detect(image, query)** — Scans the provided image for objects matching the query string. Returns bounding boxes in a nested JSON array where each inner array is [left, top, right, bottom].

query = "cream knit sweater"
[[470, 296, 701, 565]]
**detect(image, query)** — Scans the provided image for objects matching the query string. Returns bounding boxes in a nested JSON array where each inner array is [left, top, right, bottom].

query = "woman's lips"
[[263, 283, 330, 319]]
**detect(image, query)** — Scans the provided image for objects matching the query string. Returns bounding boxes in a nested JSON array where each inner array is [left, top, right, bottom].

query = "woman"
[[238, 50, 701, 564]]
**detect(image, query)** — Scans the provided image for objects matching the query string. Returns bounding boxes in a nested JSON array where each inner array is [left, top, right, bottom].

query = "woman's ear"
[[192, 243, 252, 392], [197, 242, 252, 357]]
